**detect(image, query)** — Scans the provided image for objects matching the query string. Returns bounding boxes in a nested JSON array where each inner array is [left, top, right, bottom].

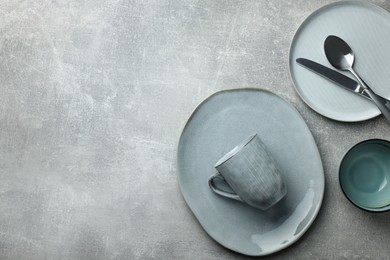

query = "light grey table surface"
[[2, 0, 390, 259]]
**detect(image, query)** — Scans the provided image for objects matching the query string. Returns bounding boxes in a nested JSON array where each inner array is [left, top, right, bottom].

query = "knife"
[[296, 58, 370, 100]]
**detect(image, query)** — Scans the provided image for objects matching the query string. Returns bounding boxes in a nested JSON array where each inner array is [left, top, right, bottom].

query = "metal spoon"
[[324, 35, 390, 122]]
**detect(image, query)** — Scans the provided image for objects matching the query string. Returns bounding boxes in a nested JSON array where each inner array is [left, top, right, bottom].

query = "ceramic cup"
[[339, 139, 390, 212], [208, 134, 287, 210]]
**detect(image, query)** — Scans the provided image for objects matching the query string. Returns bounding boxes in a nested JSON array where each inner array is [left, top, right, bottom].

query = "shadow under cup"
[[339, 139, 390, 212]]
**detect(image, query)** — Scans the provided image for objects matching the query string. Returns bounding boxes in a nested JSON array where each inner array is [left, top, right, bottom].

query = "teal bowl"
[[339, 139, 390, 212]]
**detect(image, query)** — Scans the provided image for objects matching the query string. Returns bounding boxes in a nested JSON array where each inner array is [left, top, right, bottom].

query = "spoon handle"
[[363, 88, 390, 122], [349, 68, 390, 122]]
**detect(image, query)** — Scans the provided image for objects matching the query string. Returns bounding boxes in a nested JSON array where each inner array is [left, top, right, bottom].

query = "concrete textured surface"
[[1, 0, 390, 259]]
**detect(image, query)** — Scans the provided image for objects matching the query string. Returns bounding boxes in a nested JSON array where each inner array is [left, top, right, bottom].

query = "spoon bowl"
[[324, 35, 355, 71]]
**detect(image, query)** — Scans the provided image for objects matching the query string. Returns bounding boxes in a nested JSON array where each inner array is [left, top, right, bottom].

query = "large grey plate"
[[177, 88, 324, 256], [289, 1, 390, 122]]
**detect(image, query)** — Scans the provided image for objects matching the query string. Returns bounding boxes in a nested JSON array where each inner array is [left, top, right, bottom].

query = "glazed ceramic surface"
[[177, 88, 324, 256], [289, 1, 390, 122], [339, 139, 390, 212], [210, 134, 287, 211]]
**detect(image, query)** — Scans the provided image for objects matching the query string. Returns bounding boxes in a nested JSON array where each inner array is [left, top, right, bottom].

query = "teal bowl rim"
[[339, 139, 390, 213]]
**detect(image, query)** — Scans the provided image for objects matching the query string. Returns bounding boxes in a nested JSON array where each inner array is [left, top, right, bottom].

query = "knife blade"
[[296, 58, 370, 100]]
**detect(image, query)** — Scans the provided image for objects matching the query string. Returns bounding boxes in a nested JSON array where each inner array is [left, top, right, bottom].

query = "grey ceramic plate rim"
[[339, 138, 390, 213], [176, 88, 325, 256], [288, 0, 389, 122]]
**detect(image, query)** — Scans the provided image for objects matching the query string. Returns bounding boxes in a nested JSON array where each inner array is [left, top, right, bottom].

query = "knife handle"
[[349, 69, 390, 123], [364, 88, 390, 123]]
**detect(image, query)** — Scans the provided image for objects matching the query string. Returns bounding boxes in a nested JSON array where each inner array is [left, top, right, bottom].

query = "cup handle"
[[208, 172, 242, 201]]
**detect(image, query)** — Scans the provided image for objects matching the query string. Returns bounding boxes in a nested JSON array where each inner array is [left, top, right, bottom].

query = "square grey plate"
[[177, 88, 324, 256]]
